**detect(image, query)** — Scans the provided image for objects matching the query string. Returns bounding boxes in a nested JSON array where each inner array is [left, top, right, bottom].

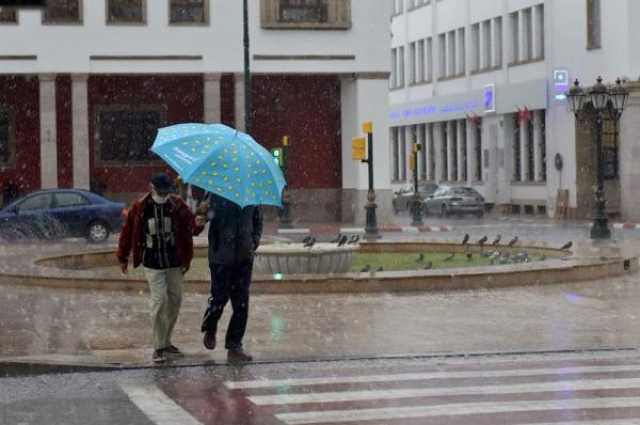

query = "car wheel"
[[439, 204, 448, 218], [87, 220, 110, 243]]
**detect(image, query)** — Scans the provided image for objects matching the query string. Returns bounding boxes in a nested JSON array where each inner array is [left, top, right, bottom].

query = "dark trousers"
[[201, 262, 253, 350]]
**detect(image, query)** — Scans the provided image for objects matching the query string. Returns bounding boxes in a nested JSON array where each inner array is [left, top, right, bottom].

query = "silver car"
[[424, 185, 485, 217], [392, 183, 439, 214]]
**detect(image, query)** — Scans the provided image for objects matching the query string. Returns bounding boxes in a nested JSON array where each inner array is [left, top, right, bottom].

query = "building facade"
[[0, 0, 391, 223], [390, 0, 640, 219]]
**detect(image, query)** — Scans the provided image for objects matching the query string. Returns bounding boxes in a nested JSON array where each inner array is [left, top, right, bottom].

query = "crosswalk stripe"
[[226, 363, 640, 389], [276, 397, 640, 425], [120, 384, 203, 425], [250, 377, 640, 405]]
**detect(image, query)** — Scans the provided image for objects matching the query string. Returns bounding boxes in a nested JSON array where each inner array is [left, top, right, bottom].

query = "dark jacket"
[[207, 194, 263, 266], [117, 194, 203, 269]]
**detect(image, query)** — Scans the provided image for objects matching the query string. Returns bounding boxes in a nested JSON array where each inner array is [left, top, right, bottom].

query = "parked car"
[[0, 189, 125, 243], [424, 185, 485, 217], [392, 183, 439, 214]]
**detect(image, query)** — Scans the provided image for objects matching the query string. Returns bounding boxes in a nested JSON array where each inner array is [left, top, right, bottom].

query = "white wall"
[[0, 0, 389, 75]]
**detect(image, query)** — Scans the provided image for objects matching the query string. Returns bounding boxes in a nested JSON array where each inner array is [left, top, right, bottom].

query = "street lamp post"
[[410, 131, 424, 226], [243, 0, 252, 134], [566, 77, 629, 240], [361, 122, 380, 240]]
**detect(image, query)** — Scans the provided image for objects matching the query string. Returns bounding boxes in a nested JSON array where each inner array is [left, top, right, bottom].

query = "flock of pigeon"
[[299, 232, 573, 273]]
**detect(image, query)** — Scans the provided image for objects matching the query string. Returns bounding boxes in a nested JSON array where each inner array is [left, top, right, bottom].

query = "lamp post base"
[[590, 218, 611, 240], [364, 198, 380, 241], [410, 196, 424, 227]]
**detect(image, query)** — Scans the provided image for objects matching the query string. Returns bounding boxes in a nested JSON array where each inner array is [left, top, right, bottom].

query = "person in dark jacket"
[[198, 193, 263, 363], [117, 173, 204, 363]]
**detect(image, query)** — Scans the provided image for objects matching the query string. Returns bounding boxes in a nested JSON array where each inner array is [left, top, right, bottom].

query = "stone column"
[[72, 74, 90, 190], [520, 117, 529, 182], [447, 121, 455, 181], [234, 73, 246, 132], [457, 120, 465, 181], [466, 121, 476, 183], [533, 110, 543, 182], [425, 123, 433, 180], [39, 74, 58, 189], [204, 73, 221, 123]]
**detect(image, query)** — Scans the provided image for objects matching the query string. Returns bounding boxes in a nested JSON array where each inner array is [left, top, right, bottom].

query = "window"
[[419, 124, 427, 180], [107, 0, 145, 24], [513, 115, 521, 181], [398, 46, 405, 87], [586, 0, 601, 49], [54, 192, 89, 208], [523, 8, 533, 61], [457, 28, 466, 75], [535, 4, 544, 59], [471, 23, 480, 71], [460, 121, 467, 181], [441, 122, 448, 180], [261, 0, 350, 29], [481, 20, 491, 69], [392, 127, 400, 181], [392, 0, 403, 15], [494, 17, 503, 67], [417, 39, 425, 82], [0, 8, 17, 23], [43, 0, 82, 24], [96, 106, 165, 164], [527, 119, 534, 181], [475, 121, 482, 181], [17, 194, 52, 212], [426, 37, 433, 81], [0, 108, 15, 166], [390, 48, 398, 88], [409, 42, 417, 84], [540, 113, 547, 181], [428, 124, 435, 180], [510, 11, 519, 63], [438, 33, 446, 78], [400, 127, 407, 181], [170, 0, 207, 24], [279, 0, 327, 23]]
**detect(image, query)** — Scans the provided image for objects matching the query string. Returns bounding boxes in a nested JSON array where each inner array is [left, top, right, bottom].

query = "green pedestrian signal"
[[271, 147, 283, 167]]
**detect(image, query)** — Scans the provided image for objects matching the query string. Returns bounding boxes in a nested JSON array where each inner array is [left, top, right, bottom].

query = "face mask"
[[151, 192, 169, 204]]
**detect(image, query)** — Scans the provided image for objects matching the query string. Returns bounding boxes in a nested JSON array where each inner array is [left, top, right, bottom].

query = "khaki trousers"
[[143, 267, 184, 350]]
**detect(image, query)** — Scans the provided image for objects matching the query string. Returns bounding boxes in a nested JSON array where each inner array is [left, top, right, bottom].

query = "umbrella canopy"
[[151, 123, 286, 208]]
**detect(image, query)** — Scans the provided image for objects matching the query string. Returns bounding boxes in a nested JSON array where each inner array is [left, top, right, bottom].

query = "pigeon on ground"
[[560, 241, 573, 251], [424, 261, 433, 270], [477, 236, 488, 246], [376, 266, 384, 272], [337, 235, 349, 246], [303, 237, 316, 248], [507, 236, 519, 247], [444, 253, 455, 262], [461, 234, 470, 246], [466, 252, 473, 261], [302, 236, 312, 244], [348, 235, 360, 245], [330, 233, 343, 243], [492, 235, 502, 246], [360, 264, 371, 272], [416, 253, 425, 263]]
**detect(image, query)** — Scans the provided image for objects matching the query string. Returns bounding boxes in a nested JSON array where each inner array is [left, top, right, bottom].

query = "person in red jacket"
[[117, 173, 204, 363]]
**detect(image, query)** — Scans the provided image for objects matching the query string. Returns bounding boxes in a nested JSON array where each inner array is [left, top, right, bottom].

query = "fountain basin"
[[253, 243, 357, 275]]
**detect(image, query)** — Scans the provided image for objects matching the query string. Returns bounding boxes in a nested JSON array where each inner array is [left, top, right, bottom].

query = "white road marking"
[[276, 397, 640, 424], [250, 377, 640, 405], [120, 384, 203, 425], [226, 363, 640, 389]]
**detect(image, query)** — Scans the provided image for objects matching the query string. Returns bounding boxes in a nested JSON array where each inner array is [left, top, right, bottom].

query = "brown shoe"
[[227, 348, 253, 364], [163, 345, 184, 358], [203, 331, 216, 350]]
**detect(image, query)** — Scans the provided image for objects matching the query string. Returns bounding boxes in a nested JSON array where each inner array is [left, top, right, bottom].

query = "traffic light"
[[271, 147, 283, 167]]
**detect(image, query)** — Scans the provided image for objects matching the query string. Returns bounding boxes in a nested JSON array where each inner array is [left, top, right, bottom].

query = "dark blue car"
[[0, 189, 125, 243]]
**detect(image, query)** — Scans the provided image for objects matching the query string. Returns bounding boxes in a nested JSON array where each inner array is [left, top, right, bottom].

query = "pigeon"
[[477, 236, 488, 246], [348, 235, 360, 245], [330, 233, 343, 243], [337, 235, 349, 246], [376, 266, 384, 272], [303, 237, 316, 248], [466, 252, 473, 261], [444, 253, 455, 262], [560, 241, 573, 251], [302, 236, 312, 244], [507, 236, 519, 247], [423, 261, 433, 270], [416, 253, 425, 263], [492, 235, 502, 246], [461, 234, 470, 246], [360, 264, 371, 272]]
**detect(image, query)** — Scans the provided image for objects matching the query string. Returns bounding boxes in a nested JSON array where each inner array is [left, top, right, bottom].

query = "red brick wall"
[[252, 75, 341, 189], [220, 74, 235, 127], [0, 76, 40, 195], [88, 75, 204, 193], [56, 75, 73, 188]]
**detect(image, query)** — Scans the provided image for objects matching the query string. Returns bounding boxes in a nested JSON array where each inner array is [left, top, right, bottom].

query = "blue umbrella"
[[151, 123, 286, 208]]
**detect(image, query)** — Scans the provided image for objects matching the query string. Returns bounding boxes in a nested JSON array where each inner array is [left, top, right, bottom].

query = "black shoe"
[[152, 349, 166, 363], [163, 345, 184, 358], [227, 348, 253, 364], [203, 331, 216, 350]]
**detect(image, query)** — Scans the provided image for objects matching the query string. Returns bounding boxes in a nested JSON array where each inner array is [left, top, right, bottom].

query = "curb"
[[276, 225, 453, 236]]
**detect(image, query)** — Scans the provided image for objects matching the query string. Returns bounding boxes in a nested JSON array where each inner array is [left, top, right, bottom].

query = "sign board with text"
[[352, 137, 366, 160]]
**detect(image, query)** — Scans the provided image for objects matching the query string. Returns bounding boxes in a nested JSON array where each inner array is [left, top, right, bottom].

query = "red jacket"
[[116, 194, 203, 269]]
